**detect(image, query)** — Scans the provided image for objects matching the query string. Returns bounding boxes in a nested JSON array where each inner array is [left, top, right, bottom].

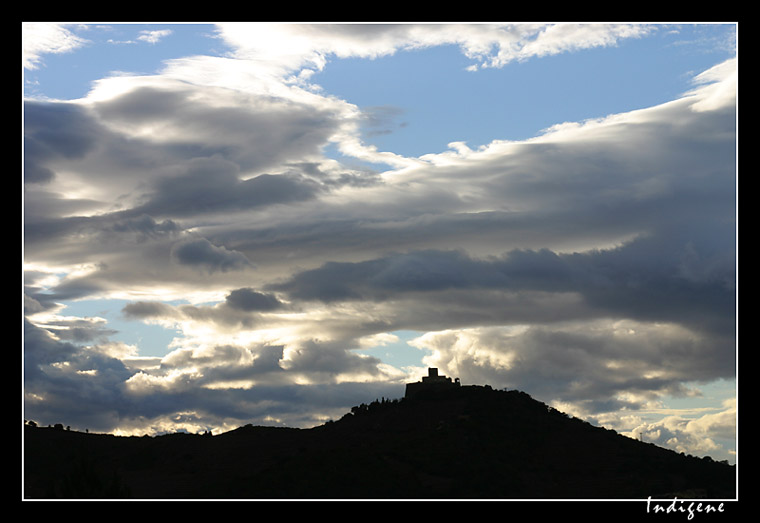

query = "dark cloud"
[[122, 301, 177, 319], [24, 319, 79, 374], [108, 214, 180, 241], [23, 101, 100, 185], [125, 154, 324, 219], [23, 319, 136, 432], [29, 276, 107, 307], [272, 226, 735, 340], [270, 249, 490, 302], [225, 288, 283, 312], [44, 319, 118, 344], [575, 225, 736, 337], [285, 161, 383, 189], [24, 162, 55, 185], [360, 105, 408, 138], [170, 237, 252, 273]]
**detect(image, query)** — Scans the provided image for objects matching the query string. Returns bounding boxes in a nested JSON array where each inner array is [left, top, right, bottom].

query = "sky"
[[22, 22, 738, 465]]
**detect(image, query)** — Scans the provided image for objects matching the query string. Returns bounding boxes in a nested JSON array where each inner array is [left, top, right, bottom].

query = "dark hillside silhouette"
[[23, 374, 736, 499]]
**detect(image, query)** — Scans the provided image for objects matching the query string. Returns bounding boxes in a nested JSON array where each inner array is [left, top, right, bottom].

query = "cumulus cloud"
[[626, 398, 737, 462]]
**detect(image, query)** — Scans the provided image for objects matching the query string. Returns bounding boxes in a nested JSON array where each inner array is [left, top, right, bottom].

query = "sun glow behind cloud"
[[23, 23, 737, 463]]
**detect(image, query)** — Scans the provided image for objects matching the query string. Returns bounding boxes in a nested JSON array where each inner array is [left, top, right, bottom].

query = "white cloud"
[[504, 23, 651, 65], [22, 23, 89, 70], [627, 398, 737, 462], [687, 57, 738, 112], [214, 22, 653, 75], [136, 29, 172, 44]]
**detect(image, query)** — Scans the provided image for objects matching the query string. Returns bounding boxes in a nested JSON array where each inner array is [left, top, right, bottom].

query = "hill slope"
[[23, 385, 736, 499]]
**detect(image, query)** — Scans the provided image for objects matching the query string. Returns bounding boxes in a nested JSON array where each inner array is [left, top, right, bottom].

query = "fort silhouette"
[[404, 367, 460, 399]]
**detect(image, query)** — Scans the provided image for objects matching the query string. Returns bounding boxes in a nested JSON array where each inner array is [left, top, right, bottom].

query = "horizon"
[[26, 372, 723, 451], [23, 22, 737, 465]]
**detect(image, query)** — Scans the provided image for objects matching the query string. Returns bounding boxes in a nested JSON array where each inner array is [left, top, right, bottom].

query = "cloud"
[[171, 238, 252, 273], [107, 214, 180, 241], [411, 320, 733, 402], [24, 51, 735, 303], [22, 23, 89, 70], [121, 292, 282, 332], [24, 311, 402, 434], [627, 399, 736, 462], [686, 58, 738, 113], [39, 316, 118, 344], [23, 319, 139, 431], [225, 288, 283, 312], [136, 29, 172, 44], [271, 231, 734, 335], [266, 65, 737, 337], [122, 301, 177, 319], [502, 23, 650, 65], [23, 100, 100, 184], [214, 23, 653, 75], [88, 81, 348, 173]]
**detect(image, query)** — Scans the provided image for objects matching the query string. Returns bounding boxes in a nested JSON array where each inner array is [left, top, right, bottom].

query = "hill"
[[22, 384, 736, 499]]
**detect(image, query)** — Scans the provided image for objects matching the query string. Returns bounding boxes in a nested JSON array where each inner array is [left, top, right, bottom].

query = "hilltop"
[[23, 381, 736, 499]]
